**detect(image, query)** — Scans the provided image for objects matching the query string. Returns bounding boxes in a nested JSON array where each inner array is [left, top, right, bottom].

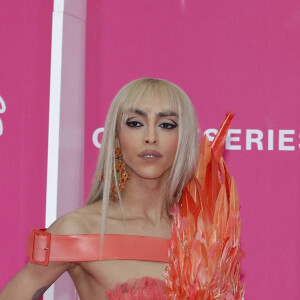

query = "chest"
[[77, 260, 168, 290]]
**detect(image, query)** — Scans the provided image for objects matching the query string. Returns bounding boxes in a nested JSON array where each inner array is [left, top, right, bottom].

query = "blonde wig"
[[86, 78, 199, 231]]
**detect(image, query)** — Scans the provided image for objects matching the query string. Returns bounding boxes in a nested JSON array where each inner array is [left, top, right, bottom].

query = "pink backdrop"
[[84, 1, 300, 299], [1, 1, 299, 299], [0, 1, 52, 289]]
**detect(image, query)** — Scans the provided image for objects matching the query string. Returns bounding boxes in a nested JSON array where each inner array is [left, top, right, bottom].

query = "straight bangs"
[[118, 79, 181, 131]]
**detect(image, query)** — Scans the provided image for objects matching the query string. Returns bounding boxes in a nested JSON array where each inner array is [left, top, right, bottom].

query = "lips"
[[138, 150, 162, 162]]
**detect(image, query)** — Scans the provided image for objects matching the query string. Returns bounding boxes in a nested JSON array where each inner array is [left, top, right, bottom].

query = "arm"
[[0, 212, 83, 300], [0, 260, 71, 300]]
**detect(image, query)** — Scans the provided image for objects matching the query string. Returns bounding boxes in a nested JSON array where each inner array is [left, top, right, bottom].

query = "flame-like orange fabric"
[[165, 113, 245, 300]]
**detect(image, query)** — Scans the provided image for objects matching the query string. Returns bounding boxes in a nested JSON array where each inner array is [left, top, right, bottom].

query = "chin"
[[134, 168, 171, 181], [140, 174, 164, 180]]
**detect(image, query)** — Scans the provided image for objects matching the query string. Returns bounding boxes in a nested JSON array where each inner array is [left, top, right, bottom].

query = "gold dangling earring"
[[100, 146, 130, 202]]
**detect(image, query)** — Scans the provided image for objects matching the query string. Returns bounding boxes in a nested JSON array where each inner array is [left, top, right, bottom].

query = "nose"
[[144, 127, 158, 145]]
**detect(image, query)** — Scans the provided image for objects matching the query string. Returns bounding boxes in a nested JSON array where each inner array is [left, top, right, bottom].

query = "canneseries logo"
[[0, 96, 6, 136], [92, 127, 300, 151]]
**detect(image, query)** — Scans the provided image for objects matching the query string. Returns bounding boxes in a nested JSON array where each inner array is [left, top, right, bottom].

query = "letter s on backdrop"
[[0, 95, 6, 136]]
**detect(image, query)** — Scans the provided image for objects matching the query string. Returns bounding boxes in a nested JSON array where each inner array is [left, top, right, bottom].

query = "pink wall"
[[85, 1, 300, 299], [1, 1, 299, 298], [0, 1, 53, 289]]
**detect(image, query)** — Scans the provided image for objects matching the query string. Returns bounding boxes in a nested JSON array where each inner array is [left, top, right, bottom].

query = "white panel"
[[45, 9, 63, 229], [56, 7, 86, 219], [44, 0, 86, 299]]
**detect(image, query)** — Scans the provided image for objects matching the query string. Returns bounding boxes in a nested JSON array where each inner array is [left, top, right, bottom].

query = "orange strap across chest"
[[27, 229, 170, 266]]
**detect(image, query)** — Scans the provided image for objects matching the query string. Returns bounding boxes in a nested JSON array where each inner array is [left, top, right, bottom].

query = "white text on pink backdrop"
[[0, 96, 6, 136], [205, 129, 300, 151]]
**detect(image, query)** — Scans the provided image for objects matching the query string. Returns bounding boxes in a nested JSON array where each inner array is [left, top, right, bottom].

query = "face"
[[118, 96, 179, 181]]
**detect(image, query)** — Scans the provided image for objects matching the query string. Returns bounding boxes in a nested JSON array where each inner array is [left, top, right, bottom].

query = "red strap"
[[28, 229, 170, 266]]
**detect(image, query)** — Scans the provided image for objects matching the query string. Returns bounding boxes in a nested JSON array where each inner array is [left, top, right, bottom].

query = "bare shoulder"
[[47, 201, 102, 235]]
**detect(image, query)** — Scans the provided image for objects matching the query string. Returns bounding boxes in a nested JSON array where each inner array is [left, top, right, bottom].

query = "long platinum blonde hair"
[[86, 78, 199, 232]]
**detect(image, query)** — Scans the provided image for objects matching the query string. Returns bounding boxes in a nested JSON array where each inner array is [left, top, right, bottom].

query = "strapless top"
[[105, 276, 168, 300]]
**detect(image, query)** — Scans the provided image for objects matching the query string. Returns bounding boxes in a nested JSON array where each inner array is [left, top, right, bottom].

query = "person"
[[0, 78, 199, 300]]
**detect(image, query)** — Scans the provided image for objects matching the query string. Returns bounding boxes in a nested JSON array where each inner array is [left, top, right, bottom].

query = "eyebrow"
[[133, 109, 178, 118]]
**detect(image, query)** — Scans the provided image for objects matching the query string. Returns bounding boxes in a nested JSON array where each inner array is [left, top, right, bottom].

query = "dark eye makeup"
[[159, 122, 178, 129], [125, 118, 178, 129], [125, 120, 143, 127]]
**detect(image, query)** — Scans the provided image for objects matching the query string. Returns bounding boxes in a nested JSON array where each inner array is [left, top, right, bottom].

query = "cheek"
[[161, 134, 178, 167], [165, 134, 178, 154], [118, 130, 137, 159], [119, 135, 130, 154]]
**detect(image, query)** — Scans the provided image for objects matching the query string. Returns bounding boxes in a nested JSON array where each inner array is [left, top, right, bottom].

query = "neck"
[[120, 172, 170, 225]]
